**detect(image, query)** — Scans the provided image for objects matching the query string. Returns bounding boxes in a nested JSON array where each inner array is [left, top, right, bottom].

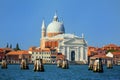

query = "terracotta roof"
[[88, 46, 96, 49], [91, 54, 111, 59], [0, 48, 12, 51], [29, 49, 41, 52], [29, 46, 37, 50], [29, 48, 51, 52], [7, 50, 29, 55], [0, 49, 4, 52], [112, 52, 120, 55], [43, 48, 50, 50], [103, 44, 119, 48]]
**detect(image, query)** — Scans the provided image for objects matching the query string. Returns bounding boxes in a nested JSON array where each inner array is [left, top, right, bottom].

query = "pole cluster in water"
[[57, 59, 69, 69], [88, 58, 114, 73], [20, 59, 29, 70], [1, 58, 45, 72], [88, 58, 103, 73], [93, 58, 103, 72], [33, 59, 44, 72], [1, 58, 69, 71], [88, 60, 93, 70], [1, 59, 7, 69], [1, 57, 114, 73], [107, 59, 113, 69]]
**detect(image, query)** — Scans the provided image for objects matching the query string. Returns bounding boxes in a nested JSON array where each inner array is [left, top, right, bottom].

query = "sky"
[[0, 0, 120, 50]]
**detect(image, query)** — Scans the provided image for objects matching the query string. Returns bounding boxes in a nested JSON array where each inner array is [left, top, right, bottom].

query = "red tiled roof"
[[88, 46, 96, 49], [0, 49, 4, 52], [7, 50, 29, 55], [29, 46, 37, 50], [103, 44, 119, 48], [29, 48, 51, 52], [91, 54, 111, 59], [0, 48, 12, 51], [29, 49, 41, 52], [112, 52, 120, 55]]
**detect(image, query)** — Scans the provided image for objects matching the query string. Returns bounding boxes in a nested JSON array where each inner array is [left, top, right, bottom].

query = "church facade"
[[40, 13, 88, 63]]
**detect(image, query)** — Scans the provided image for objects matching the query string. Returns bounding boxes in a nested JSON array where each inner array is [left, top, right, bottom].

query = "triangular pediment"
[[63, 38, 85, 45]]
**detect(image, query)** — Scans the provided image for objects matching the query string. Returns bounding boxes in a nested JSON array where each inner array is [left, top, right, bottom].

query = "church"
[[40, 13, 88, 63]]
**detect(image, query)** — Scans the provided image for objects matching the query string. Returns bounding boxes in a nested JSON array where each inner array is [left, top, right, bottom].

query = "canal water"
[[0, 65, 120, 80]]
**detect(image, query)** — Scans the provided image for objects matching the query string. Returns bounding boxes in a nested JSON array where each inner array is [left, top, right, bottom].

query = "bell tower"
[[41, 20, 46, 38], [40, 20, 46, 49]]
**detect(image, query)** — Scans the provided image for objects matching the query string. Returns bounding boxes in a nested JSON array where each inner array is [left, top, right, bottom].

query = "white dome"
[[47, 21, 65, 33], [47, 13, 65, 33]]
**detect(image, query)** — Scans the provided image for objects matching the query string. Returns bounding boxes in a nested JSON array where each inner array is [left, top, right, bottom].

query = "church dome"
[[47, 13, 65, 34], [47, 21, 65, 33]]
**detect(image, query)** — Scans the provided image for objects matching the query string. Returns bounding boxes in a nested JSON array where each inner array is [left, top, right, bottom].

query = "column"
[[80, 46, 84, 61], [79, 47, 81, 61], [85, 47, 88, 62], [67, 47, 70, 61], [77, 47, 80, 61], [63, 46, 67, 58], [62, 47, 65, 55], [75, 47, 78, 61]]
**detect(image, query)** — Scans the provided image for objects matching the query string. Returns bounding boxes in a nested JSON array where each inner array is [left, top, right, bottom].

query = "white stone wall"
[[106, 52, 113, 58], [59, 45, 88, 62], [30, 51, 51, 63]]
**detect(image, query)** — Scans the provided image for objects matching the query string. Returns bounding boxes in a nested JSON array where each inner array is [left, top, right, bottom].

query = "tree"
[[6, 43, 9, 48], [106, 49, 119, 53], [10, 44, 12, 49], [14, 43, 21, 51]]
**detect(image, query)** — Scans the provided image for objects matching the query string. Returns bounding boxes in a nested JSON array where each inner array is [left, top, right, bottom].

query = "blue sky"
[[0, 0, 120, 50]]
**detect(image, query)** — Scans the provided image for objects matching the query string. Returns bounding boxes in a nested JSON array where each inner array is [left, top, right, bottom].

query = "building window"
[[32, 52, 34, 54], [36, 56, 38, 59]]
